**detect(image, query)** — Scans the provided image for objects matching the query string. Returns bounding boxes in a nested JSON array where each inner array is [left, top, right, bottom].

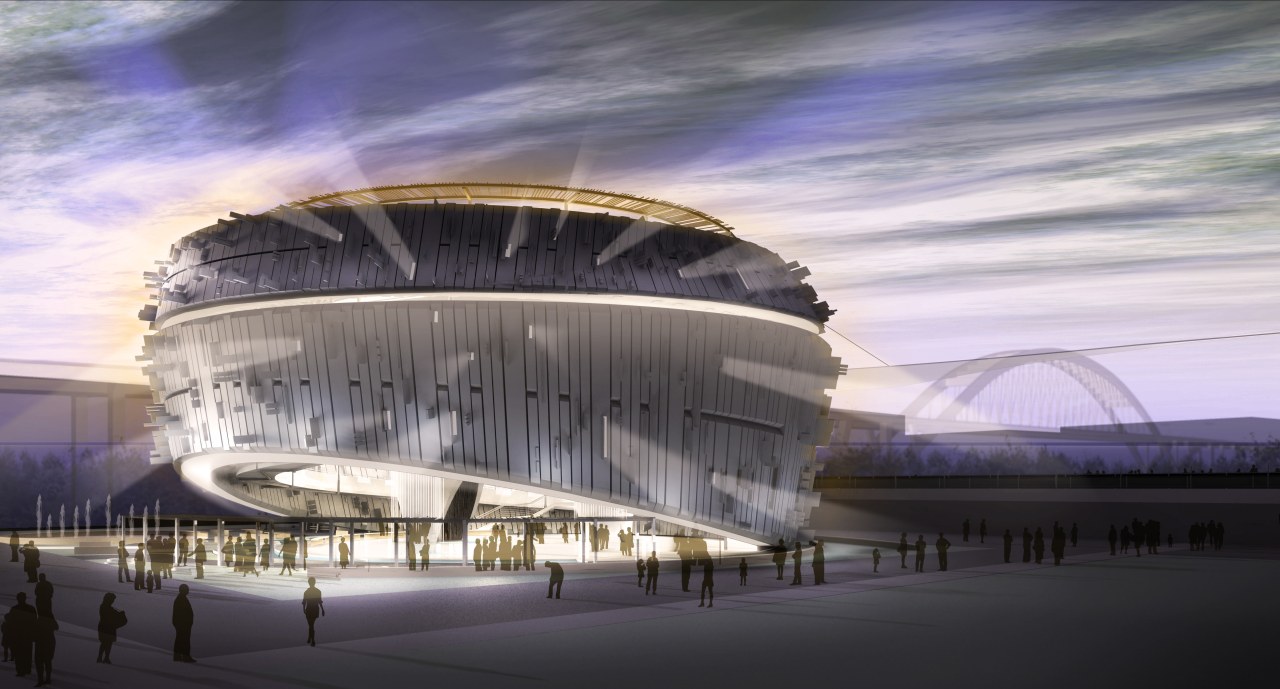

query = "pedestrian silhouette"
[[645, 551, 660, 594], [194, 539, 207, 579], [772, 539, 787, 580], [979, 518, 988, 544], [302, 577, 325, 646], [338, 537, 350, 570], [221, 539, 233, 569], [914, 535, 926, 572], [1033, 527, 1045, 564], [740, 557, 749, 584], [699, 558, 715, 607], [1070, 522, 1078, 547], [2, 604, 10, 663], [172, 584, 195, 663], [96, 593, 125, 664], [872, 548, 881, 573], [637, 558, 646, 587], [7, 592, 36, 677], [279, 536, 296, 576], [810, 539, 826, 584], [790, 542, 803, 585], [34, 573, 54, 622], [1120, 525, 1131, 554], [544, 561, 564, 599], [898, 533, 909, 569], [33, 612, 55, 687], [420, 540, 430, 573], [117, 541, 131, 583], [178, 534, 189, 567], [8, 530, 17, 562], [935, 533, 951, 571], [146, 569, 155, 593], [1002, 529, 1013, 563], [21, 541, 40, 583], [133, 544, 146, 591]]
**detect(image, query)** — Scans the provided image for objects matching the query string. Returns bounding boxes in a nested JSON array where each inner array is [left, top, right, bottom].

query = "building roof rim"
[[276, 181, 736, 235]]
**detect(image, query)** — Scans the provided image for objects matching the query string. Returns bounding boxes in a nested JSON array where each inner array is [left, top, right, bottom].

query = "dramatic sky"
[[1, 0, 1277, 424]]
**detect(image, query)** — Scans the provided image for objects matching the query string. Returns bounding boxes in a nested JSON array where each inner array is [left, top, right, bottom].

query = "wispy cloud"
[[0, 0, 1276, 422]]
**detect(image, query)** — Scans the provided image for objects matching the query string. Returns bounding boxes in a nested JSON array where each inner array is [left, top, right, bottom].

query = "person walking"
[[33, 613, 55, 687], [1021, 528, 1032, 563], [194, 539, 206, 579], [96, 593, 125, 664], [21, 541, 40, 583], [935, 533, 951, 571], [7, 592, 36, 677], [34, 574, 54, 620], [772, 539, 787, 580], [979, 518, 988, 544], [810, 539, 826, 585], [338, 537, 350, 570], [116, 541, 132, 584], [898, 532, 909, 569], [645, 552, 660, 595], [739, 557, 749, 584], [8, 531, 18, 562], [872, 548, 881, 573], [133, 544, 147, 591], [790, 542, 803, 585], [914, 534, 926, 572], [544, 561, 564, 599], [699, 558, 715, 608], [172, 585, 195, 663], [302, 577, 324, 647]]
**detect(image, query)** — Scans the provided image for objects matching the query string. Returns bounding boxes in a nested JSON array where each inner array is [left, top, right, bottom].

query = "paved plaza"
[[1, 529, 1274, 689]]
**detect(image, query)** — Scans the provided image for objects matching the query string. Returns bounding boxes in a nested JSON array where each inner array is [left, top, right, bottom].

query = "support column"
[[393, 522, 399, 567], [217, 519, 225, 567], [328, 523, 334, 567], [580, 519, 586, 563]]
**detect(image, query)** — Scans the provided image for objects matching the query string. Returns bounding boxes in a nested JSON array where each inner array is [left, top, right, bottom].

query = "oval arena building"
[[138, 183, 841, 546]]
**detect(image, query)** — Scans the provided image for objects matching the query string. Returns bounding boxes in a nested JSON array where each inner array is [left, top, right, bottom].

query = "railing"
[[814, 472, 1280, 491]]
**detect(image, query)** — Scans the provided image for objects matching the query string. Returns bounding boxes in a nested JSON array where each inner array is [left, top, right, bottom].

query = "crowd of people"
[[2, 511, 1239, 681]]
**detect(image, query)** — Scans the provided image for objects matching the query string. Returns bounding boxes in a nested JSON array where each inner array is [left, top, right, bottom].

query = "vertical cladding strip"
[[534, 301, 554, 487], [500, 302, 526, 485], [592, 305, 614, 503], [431, 302, 453, 471], [444, 303, 465, 473], [465, 299, 485, 475], [516, 301, 537, 483], [528, 301, 545, 487], [666, 310, 686, 517], [561, 306, 580, 493], [486, 302, 510, 480]]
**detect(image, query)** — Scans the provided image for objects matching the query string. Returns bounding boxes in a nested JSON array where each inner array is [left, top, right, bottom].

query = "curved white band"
[[154, 291, 822, 334]]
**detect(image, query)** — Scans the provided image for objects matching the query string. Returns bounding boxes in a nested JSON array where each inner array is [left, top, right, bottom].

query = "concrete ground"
[[0, 531, 1273, 689]]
